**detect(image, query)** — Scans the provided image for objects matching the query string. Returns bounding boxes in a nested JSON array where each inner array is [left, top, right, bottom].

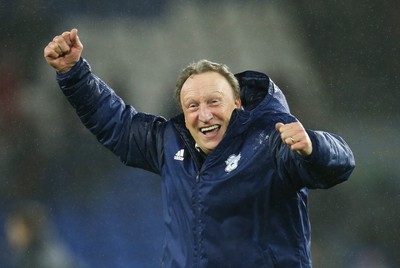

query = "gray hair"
[[175, 59, 240, 109]]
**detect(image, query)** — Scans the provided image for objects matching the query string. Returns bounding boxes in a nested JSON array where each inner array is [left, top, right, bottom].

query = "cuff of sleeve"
[[56, 58, 91, 90]]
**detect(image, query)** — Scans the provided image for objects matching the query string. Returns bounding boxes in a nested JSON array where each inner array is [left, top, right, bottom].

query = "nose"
[[199, 105, 213, 122]]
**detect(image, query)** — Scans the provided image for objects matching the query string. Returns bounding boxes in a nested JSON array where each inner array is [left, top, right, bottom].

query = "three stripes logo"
[[174, 149, 185, 161]]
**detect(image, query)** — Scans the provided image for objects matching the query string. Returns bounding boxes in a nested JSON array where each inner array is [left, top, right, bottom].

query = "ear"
[[235, 97, 242, 108]]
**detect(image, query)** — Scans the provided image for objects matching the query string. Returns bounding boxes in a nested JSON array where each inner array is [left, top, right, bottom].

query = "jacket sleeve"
[[271, 128, 355, 190], [56, 58, 165, 174]]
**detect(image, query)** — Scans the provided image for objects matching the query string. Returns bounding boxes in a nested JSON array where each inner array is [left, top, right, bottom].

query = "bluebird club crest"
[[225, 153, 241, 173]]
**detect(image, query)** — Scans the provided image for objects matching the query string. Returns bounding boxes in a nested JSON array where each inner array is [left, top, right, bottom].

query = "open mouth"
[[200, 125, 220, 135]]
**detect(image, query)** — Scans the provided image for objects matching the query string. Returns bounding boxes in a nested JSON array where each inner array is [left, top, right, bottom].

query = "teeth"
[[201, 125, 219, 133]]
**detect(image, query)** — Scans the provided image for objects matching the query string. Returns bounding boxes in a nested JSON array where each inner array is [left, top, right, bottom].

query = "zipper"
[[193, 170, 203, 267], [175, 124, 206, 267]]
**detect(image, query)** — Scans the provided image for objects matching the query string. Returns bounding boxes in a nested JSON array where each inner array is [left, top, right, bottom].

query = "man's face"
[[180, 71, 241, 155]]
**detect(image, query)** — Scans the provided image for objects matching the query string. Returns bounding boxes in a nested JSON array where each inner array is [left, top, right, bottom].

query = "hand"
[[44, 28, 83, 73], [275, 121, 313, 157]]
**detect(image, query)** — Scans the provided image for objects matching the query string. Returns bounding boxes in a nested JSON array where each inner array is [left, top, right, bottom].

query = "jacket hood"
[[235, 70, 290, 115]]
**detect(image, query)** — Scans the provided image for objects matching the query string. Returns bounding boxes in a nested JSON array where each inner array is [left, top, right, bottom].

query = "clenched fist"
[[275, 121, 313, 157], [44, 28, 83, 73]]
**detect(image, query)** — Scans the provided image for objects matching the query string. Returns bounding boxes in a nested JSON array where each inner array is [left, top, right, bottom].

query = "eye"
[[187, 103, 198, 111], [209, 99, 221, 106]]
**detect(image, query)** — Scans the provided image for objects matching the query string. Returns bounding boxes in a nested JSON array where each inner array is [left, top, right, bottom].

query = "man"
[[44, 28, 355, 267]]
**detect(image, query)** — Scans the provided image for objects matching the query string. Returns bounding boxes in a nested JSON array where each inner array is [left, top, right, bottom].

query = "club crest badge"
[[225, 153, 241, 173]]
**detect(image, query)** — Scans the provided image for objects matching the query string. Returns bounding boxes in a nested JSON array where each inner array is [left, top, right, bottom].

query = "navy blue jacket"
[[57, 58, 355, 268]]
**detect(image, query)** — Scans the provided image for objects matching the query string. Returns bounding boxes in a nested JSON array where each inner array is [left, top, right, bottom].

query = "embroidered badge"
[[225, 153, 241, 173]]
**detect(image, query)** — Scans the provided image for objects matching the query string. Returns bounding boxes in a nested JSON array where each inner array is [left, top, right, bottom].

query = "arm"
[[273, 121, 355, 189], [44, 29, 164, 173]]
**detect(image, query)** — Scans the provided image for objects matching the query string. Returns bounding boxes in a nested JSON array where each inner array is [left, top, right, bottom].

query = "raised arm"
[[43, 29, 164, 174]]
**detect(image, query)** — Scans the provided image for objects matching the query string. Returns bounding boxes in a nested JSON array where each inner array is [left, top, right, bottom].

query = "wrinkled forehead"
[[181, 72, 233, 95], [185, 73, 220, 87]]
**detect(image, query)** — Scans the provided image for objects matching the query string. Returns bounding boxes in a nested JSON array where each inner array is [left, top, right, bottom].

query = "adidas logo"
[[174, 149, 185, 161]]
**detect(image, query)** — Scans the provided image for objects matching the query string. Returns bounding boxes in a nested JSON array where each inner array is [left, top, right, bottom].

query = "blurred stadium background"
[[0, 0, 399, 267]]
